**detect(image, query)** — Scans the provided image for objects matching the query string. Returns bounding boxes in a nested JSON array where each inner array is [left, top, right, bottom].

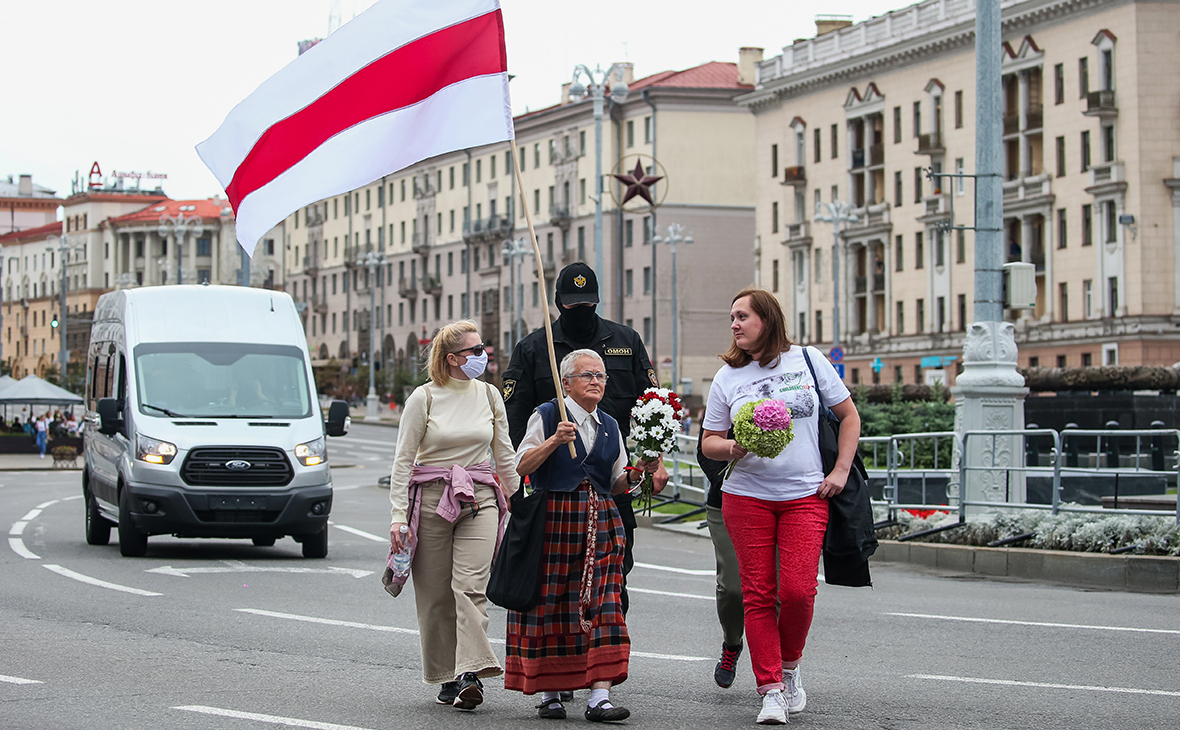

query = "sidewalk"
[[0, 453, 81, 471]]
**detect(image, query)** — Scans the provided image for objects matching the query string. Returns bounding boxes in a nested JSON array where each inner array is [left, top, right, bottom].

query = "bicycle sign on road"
[[829, 347, 844, 362]]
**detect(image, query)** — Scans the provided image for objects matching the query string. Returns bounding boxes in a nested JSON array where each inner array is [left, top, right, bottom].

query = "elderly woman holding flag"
[[506, 349, 657, 722]]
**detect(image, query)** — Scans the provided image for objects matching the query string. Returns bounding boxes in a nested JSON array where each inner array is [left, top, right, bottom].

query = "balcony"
[[312, 295, 328, 314], [1002, 112, 1020, 136], [463, 214, 511, 242], [918, 193, 951, 222], [784, 220, 810, 243], [302, 255, 318, 276], [412, 178, 435, 199], [846, 202, 890, 232], [1026, 103, 1043, 131], [781, 165, 806, 186], [411, 232, 429, 255], [854, 275, 867, 294], [1086, 160, 1127, 196], [549, 206, 572, 229], [872, 272, 885, 292], [916, 131, 944, 156], [868, 143, 884, 167], [422, 276, 443, 296], [1084, 89, 1118, 119], [398, 277, 417, 299], [851, 148, 866, 169], [1002, 173, 1052, 208]]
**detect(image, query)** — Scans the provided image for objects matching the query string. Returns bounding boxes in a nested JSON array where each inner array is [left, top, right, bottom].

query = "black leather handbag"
[[801, 347, 878, 588], [486, 484, 549, 612]]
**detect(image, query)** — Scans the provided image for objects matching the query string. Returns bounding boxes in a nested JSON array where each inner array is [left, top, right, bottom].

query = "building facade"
[[1, 174, 60, 235], [741, 0, 1180, 386], [280, 57, 759, 396]]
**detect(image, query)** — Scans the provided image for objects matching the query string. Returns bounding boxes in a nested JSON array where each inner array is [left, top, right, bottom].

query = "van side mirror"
[[325, 400, 350, 437], [97, 398, 124, 436]]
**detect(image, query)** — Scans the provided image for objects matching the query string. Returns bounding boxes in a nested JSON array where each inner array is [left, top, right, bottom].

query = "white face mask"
[[459, 351, 488, 379]]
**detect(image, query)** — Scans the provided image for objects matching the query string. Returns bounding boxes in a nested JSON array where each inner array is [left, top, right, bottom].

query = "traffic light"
[[50, 315, 59, 329]]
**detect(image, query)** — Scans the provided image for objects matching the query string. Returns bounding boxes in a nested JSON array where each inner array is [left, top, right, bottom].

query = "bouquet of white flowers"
[[629, 388, 685, 514]]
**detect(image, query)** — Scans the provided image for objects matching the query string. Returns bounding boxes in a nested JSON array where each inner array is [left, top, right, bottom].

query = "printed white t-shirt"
[[703, 345, 851, 502]]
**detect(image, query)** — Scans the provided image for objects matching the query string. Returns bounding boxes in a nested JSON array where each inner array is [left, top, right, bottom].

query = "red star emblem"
[[612, 161, 663, 206]]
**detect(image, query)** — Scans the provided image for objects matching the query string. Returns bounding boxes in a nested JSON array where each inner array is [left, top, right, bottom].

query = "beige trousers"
[[410, 481, 503, 685]]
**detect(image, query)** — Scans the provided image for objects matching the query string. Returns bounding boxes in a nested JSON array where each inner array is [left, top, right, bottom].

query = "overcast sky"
[[3, 0, 906, 203]]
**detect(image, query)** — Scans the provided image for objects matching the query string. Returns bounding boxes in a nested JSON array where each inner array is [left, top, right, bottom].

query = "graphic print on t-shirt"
[[733, 369, 815, 420]]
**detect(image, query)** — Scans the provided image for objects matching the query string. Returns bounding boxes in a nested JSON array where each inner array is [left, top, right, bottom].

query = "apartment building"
[[741, 0, 1180, 386], [281, 56, 758, 394]]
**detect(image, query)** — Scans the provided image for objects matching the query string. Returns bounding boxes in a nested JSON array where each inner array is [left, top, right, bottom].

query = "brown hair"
[[427, 320, 479, 385], [720, 287, 793, 368]]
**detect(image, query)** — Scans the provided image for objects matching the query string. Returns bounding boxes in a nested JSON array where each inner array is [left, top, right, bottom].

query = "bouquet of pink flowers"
[[724, 398, 794, 479], [629, 388, 686, 514]]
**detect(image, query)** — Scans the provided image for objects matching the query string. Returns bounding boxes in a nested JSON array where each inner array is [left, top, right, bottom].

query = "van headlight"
[[295, 437, 326, 466], [136, 434, 178, 465]]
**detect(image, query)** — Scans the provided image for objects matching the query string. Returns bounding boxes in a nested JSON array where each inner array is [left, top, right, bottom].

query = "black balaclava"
[[555, 289, 599, 344]]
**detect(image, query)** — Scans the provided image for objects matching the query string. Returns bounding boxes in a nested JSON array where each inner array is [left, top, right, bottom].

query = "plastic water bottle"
[[391, 525, 415, 578]]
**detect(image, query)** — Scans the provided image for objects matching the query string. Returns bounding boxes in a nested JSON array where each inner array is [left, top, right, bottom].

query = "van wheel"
[[301, 527, 328, 559], [252, 537, 276, 547], [117, 489, 149, 557], [84, 488, 111, 546]]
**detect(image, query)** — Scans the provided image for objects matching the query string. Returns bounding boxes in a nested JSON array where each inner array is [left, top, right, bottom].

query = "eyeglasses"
[[570, 371, 608, 383], [453, 344, 486, 357]]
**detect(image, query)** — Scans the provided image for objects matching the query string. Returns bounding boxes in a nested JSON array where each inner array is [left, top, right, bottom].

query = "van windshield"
[[134, 343, 313, 419]]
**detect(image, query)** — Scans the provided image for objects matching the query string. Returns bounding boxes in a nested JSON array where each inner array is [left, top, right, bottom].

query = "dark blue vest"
[[528, 399, 620, 496]]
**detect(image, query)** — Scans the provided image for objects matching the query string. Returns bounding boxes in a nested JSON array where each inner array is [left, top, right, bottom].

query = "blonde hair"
[[427, 320, 479, 385]]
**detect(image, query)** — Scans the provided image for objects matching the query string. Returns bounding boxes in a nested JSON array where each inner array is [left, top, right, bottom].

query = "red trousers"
[[722, 492, 829, 694]]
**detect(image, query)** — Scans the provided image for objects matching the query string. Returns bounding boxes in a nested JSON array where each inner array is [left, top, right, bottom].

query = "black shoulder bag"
[[801, 347, 877, 588]]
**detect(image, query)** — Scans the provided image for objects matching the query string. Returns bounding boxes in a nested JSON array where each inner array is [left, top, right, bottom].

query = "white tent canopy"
[[0, 375, 16, 395], [0, 375, 84, 406]]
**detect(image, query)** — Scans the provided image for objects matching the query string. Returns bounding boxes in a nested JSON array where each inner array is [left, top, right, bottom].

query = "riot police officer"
[[501, 262, 669, 615]]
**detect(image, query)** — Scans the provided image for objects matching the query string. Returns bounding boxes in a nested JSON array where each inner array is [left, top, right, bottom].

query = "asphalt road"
[[2, 422, 1179, 729]]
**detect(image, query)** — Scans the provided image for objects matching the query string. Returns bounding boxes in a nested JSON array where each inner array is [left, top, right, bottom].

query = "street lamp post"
[[157, 212, 204, 286], [47, 234, 84, 386], [0, 253, 17, 369], [356, 250, 385, 419], [568, 63, 630, 313], [502, 237, 528, 349], [815, 201, 858, 351], [652, 223, 693, 387]]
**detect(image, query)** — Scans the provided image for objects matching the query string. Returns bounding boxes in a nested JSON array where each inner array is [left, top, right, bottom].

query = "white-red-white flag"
[[197, 0, 514, 255]]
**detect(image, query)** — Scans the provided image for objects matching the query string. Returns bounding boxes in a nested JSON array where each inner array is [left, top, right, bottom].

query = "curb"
[[649, 522, 1180, 594]]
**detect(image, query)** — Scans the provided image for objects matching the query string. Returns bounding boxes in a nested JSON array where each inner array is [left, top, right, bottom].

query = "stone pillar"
[[1018, 71, 1029, 178], [1167, 158, 1180, 315]]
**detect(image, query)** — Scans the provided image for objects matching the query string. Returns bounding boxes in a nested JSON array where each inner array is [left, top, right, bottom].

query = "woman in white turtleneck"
[[389, 320, 519, 711]]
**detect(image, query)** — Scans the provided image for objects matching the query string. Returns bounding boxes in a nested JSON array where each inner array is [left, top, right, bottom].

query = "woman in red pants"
[[700, 288, 861, 725]]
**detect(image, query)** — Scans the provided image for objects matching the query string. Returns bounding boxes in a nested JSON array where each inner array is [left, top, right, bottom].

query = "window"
[[772, 259, 780, 292], [1057, 208, 1068, 249], [771, 202, 779, 234], [916, 299, 925, 333], [896, 300, 904, 333], [895, 235, 903, 272], [625, 269, 633, 297], [793, 250, 805, 286], [578, 227, 585, 260], [830, 184, 838, 203], [1083, 279, 1093, 318], [534, 189, 540, 213], [771, 144, 778, 177], [642, 317, 652, 346], [815, 311, 823, 342], [490, 154, 497, 179], [580, 179, 586, 204], [935, 230, 945, 267], [1104, 200, 1117, 243], [1082, 352, 1093, 367], [958, 293, 967, 330], [531, 282, 538, 307], [643, 117, 651, 144], [954, 90, 963, 128], [398, 303, 404, 325], [814, 128, 821, 163], [580, 130, 586, 155], [894, 171, 903, 207], [533, 143, 540, 168], [1059, 282, 1069, 322], [447, 295, 453, 319], [475, 159, 481, 183], [1102, 125, 1115, 163], [643, 267, 652, 295], [196, 238, 211, 256], [830, 124, 838, 159], [955, 158, 965, 195], [936, 296, 946, 333], [915, 232, 924, 269], [814, 248, 822, 282], [798, 313, 806, 342], [1101, 48, 1114, 90], [1054, 63, 1064, 104], [913, 167, 923, 203], [1082, 204, 1093, 246], [912, 101, 921, 137], [893, 106, 902, 143], [626, 120, 634, 147], [1103, 343, 1118, 366], [1108, 276, 1119, 313], [1079, 57, 1089, 97], [957, 229, 966, 263]]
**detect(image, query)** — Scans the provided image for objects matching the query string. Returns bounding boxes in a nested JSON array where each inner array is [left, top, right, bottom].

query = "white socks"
[[541, 691, 561, 704], [588, 688, 611, 708]]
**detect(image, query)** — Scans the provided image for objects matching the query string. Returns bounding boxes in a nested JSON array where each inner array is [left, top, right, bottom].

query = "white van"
[[82, 285, 350, 558]]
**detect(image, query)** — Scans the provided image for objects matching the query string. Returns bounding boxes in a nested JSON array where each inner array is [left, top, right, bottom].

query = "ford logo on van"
[[225, 460, 252, 471]]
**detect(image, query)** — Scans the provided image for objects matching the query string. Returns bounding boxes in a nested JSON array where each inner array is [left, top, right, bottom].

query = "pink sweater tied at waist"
[[407, 460, 509, 554]]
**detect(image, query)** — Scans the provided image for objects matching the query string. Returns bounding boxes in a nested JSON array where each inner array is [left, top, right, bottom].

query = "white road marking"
[[63, 495, 83, 501], [629, 586, 713, 601], [889, 612, 1180, 636], [174, 705, 377, 730], [10, 521, 28, 536], [145, 560, 371, 579], [9, 538, 39, 560], [0, 674, 44, 685], [237, 609, 712, 661], [909, 674, 1180, 698], [42, 565, 162, 597], [335, 437, 395, 447], [633, 561, 713, 576], [35, 499, 59, 509], [329, 522, 387, 542]]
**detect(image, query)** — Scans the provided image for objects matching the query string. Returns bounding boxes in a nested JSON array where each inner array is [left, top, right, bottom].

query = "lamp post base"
[[365, 391, 380, 421]]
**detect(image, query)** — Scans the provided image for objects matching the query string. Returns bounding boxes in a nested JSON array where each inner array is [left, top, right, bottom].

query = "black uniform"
[[501, 316, 657, 615]]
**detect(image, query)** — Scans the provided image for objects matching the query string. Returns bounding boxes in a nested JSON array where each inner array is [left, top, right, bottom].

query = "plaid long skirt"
[[504, 482, 630, 694]]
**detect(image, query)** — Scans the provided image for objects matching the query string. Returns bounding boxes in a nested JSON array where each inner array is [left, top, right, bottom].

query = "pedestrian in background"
[[701, 288, 861, 725], [34, 413, 49, 458], [506, 349, 656, 722], [388, 320, 519, 711]]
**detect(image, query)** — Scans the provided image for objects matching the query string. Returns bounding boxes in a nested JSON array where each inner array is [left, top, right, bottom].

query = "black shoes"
[[536, 698, 567, 719], [714, 642, 743, 689], [559, 690, 574, 701], [453, 672, 483, 710], [436, 681, 459, 705], [585, 700, 630, 722]]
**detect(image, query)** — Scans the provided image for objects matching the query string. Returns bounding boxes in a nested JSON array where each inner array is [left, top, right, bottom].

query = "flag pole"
[[510, 139, 577, 458]]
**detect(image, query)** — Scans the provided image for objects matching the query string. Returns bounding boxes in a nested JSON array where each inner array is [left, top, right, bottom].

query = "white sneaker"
[[783, 667, 806, 714], [756, 689, 788, 725]]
